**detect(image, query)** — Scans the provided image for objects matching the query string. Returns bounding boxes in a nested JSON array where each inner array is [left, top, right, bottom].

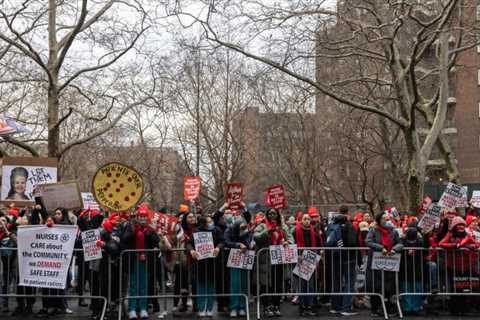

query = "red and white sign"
[[471, 191, 480, 208], [438, 182, 463, 210], [420, 196, 432, 215], [184, 176, 201, 201], [458, 187, 468, 208], [226, 183, 243, 210], [266, 185, 287, 209]]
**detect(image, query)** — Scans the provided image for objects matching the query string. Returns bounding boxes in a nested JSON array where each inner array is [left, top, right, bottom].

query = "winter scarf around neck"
[[265, 219, 285, 245], [378, 225, 393, 251], [295, 223, 316, 248]]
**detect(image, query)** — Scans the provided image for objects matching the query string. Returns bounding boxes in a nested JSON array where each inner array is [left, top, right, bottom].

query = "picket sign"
[[269, 244, 298, 265], [227, 249, 255, 270], [193, 232, 215, 260], [293, 250, 321, 281], [438, 182, 463, 210], [418, 203, 443, 232], [371, 252, 401, 272], [471, 191, 480, 208], [81, 229, 102, 262]]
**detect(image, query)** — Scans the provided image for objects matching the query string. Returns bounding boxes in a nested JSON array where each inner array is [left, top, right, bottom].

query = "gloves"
[[96, 240, 105, 248]]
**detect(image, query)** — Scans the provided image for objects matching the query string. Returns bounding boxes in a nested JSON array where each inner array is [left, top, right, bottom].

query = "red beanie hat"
[[466, 215, 477, 227], [8, 208, 19, 218], [307, 207, 319, 218]]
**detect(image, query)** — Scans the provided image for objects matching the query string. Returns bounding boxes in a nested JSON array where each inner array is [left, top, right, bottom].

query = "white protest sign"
[[269, 244, 298, 265], [438, 182, 463, 210], [36, 181, 83, 212], [193, 232, 215, 260], [17, 225, 77, 289], [371, 252, 401, 272], [458, 187, 468, 208], [227, 249, 255, 270], [293, 250, 321, 281], [81, 192, 100, 210], [81, 229, 102, 262], [471, 191, 480, 208], [418, 203, 443, 232]]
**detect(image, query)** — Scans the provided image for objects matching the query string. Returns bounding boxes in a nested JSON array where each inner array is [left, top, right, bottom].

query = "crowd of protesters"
[[1, 200, 480, 319]]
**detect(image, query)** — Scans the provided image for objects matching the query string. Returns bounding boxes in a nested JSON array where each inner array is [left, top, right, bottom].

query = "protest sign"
[[1, 157, 57, 205], [371, 252, 401, 272], [81, 192, 100, 210], [81, 229, 102, 262], [269, 244, 298, 265], [193, 232, 215, 260], [17, 225, 77, 289], [472, 191, 480, 208], [420, 196, 432, 215], [92, 163, 144, 211], [418, 203, 443, 232], [438, 182, 463, 210], [227, 249, 255, 270], [266, 185, 287, 209], [458, 187, 468, 208], [184, 176, 201, 201], [226, 183, 243, 210], [35, 181, 82, 212], [293, 250, 321, 281]]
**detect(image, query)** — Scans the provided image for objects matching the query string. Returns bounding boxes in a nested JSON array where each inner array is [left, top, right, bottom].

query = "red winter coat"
[[439, 232, 479, 273]]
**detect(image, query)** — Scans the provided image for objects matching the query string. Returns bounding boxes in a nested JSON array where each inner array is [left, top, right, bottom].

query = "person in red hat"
[[122, 206, 160, 320]]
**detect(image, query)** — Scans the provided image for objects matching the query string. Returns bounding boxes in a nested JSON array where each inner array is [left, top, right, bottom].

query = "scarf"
[[134, 224, 145, 250], [378, 226, 392, 250], [265, 219, 285, 245], [295, 223, 317, 248]]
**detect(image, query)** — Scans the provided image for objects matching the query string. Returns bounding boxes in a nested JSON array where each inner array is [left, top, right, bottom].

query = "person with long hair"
[[6, 167, 29, 200]]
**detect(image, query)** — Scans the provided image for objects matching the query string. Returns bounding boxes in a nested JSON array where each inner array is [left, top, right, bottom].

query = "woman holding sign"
[[253, 208, 293, 318], [365, 212, 403, 317], [186, 215, 224, 318]]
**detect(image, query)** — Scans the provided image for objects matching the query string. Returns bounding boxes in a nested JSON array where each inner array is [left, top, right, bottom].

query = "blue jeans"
[[331, 260, 356, 312], [128, 262, 147, 312], [197, 281, 215, 312], [401, 282, 423, 312], [229, 268, 248, 311]]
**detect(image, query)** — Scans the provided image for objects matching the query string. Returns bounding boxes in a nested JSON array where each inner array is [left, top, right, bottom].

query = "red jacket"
[[439, 232, 479, 273]]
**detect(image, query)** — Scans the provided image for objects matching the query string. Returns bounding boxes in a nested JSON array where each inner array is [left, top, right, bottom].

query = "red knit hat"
[[307, 207, 319, 218], [137, 206, 150, 217], [8, 208, 19, 218], [450, 216, 466, 231], [466, 215, 478, 227]]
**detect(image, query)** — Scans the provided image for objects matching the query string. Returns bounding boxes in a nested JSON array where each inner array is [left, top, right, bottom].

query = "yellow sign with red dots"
[[92, 163, 144, 211]]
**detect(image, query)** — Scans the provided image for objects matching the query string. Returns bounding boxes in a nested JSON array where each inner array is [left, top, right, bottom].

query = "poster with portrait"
[[1, 157, 58, 206]]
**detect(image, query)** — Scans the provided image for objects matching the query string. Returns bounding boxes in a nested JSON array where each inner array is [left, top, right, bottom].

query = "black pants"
[[173, 263, 188, 308], [76, 253, 91, 297], [215, 252, 229, 312], [261, 265, 284, 308], [147, 254, 161, 309]]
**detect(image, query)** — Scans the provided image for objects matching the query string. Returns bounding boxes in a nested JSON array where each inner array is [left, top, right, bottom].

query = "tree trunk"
[[404, 129, 426, 211], [48, 86, 60, 158], [47, 0, 59, 158]]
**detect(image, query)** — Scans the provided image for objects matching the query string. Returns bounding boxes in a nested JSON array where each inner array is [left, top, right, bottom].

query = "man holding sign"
[[186, 216, 224, 317]]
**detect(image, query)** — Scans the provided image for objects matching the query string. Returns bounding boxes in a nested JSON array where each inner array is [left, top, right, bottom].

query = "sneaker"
[[64, 308, 74, 314], [157, 311, 167, 319], [129, 310, 138, 320], [304, 307, 317, 316], [292, 296, 299, 305], [264, 306, 274, 318], [197, 311, 206, 317], [206, 311, 213, 317], [230, 310, 238, 318], [340, 311, 358, 316], [239, 310, 246, 317], [140, 310, 149, 319], [273, 306, 281, 317], [329, 309, 339, 314]]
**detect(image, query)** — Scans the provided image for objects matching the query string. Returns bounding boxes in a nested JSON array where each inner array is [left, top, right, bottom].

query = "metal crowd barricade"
[[118, 248, 251, 320], [396, 247, 480, 318], [255, 247, 389, 319], [0, 247, 109, 320]]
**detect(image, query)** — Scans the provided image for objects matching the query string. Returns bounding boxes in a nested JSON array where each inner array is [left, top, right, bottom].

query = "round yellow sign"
[[92, 163, 144, 211]]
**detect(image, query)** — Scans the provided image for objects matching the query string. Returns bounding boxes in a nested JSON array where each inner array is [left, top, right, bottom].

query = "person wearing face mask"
[[399, 227, 424, 315], [121, 206, 160, 320], [253, 208, 293, 317], [292, 213, 319, 317], [186, 215, 224, 318], [225, 217, 253, 318], [365, 212, 403, 317], [439, 216, 479, 316]]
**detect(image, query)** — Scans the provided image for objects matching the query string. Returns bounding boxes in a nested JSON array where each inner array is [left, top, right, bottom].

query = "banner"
[[420, 196, 432, 215], [81, 229, 102, 262], [184, 176, 201, 201], [0, 117, 30, 136], [35, 181, 83, 212], [226, 183, 243, 210], [193, 232, 214, 260], [266, 185, 287, 209], [92, 163, 144, 211], [418, 203, 443, 232], [227, 249, 255, 270], [472, 191, 480, 208], [81, 192, 100, 210], [371, 252, 401, 272], [438, 182, 463, 210], [17, 225, 77, 289], [293, 250, 321, 281], [1, 157, 57, 204], [269, 244, 298, 265]]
